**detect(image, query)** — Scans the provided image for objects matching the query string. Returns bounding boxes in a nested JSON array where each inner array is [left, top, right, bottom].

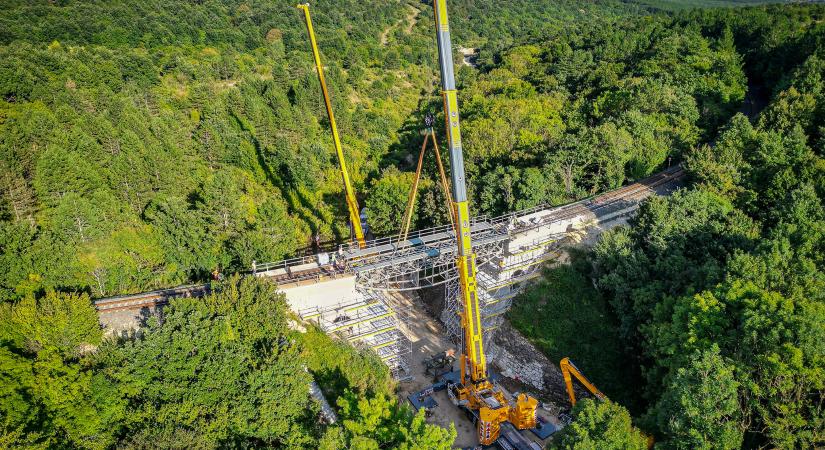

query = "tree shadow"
[[379, 92, 443, 173], [227, 107, 323, 244]]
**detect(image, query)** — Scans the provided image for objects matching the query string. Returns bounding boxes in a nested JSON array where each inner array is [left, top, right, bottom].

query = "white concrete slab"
[[280, 275, 361, 312]]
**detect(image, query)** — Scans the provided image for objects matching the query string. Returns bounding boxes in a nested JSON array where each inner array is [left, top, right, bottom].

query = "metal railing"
[[249, 166, 686, 288]]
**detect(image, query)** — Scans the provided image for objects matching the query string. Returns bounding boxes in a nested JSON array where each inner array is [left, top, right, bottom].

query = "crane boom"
[[560, 357, 607, 407], [297, 3, 366, 248], [560, 357, 656, 448], [431, 2, 537, 445], [432, 0, 486, 388]]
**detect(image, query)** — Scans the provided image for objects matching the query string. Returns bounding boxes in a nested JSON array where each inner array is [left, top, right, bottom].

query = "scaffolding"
[[441, 271, 507, 350], [298, 291, 413, 380], [243, 166, 687, 386], [340, 218, 507, 291]]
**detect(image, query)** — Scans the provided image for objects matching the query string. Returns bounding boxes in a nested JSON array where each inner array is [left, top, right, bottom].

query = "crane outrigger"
[[431, 0, 538, 444]]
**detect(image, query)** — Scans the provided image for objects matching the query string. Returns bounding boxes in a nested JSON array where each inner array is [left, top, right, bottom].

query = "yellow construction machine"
[[430, 0, 539, 445], [559, 357, 607, 407], [560, 357, 654, 448], [297, 1, 539, 444], [296, 4, 366, 249]]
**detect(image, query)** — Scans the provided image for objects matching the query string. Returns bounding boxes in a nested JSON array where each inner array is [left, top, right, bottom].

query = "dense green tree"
[[3, 1, 821, 299], [592, 188, 757, 349], [97, 276, 315, 447], [509, 260, 633, 408], [57, 275, 453, 449], [365, 167, 427, 237], [0, 291, 121, 449], [320, 391, 455, 450], [651, 346, 743, 450], [573, 46, 824, 447], [550, 399, 649, 450]]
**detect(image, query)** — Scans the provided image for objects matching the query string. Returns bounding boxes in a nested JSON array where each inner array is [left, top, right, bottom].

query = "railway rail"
[[94, 166, 684, 313], [94, 284, 211, 313]]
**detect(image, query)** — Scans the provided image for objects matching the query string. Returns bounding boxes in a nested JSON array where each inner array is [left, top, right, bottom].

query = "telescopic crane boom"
[[297, 3, 366, 248], [431, 1, 538, 445]]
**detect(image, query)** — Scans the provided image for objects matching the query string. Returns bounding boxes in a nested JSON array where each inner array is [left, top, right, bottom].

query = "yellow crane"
[[431, 1, 538, 445], [297, 3, 366, 248]]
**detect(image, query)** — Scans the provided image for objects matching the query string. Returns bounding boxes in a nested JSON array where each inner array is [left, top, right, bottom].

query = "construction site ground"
[[391, 291, 566, 448]]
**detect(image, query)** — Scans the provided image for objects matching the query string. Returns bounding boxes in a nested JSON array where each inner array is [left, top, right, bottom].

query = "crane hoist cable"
[[397, 129, 455, 243], [297, 3, 366, 249], [431, 0, 538, 445]]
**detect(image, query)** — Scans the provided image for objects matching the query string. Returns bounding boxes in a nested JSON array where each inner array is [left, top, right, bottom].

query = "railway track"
[[507, 166, 684, 232], [94, 166, 685, 314], [94, 284, 210, 313]]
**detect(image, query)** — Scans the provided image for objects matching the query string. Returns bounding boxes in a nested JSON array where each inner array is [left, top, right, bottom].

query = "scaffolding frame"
[[255, 166, 686, 382], [298, 291, 413, 380]]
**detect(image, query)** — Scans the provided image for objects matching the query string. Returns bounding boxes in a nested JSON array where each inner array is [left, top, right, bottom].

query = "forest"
[[0, 0, 823, 448], [509, 4, 825, 449]]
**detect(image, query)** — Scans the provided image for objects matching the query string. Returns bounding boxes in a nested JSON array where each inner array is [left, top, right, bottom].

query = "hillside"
[[3, 0, 816, 300], [1, 1, 823, 449], [506, 4, 825, 448], [0, 0, 654, 299]]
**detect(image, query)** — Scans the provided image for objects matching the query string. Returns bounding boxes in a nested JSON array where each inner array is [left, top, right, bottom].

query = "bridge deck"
[[94, 166, 684, 310]]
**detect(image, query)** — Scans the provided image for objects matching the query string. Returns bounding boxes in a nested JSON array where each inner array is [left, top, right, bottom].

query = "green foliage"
[[0, 291, 120, 449], [460, 13, 747, 216], [365, 167, 428, 237], [630, 0, 786, 12], [298, 327, 394, 401], [98, 275, 315, 447], [320, 391, 455, 450], [0, 0, 430, 299], [508, 259, 634, 409], [592, 189, 757, 350], [650, 345, 742, 449], [0, 276, 456, 448], [550, 399, 649, 450], [519, 9, 825, 447], [585, 42, 824, 447]]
